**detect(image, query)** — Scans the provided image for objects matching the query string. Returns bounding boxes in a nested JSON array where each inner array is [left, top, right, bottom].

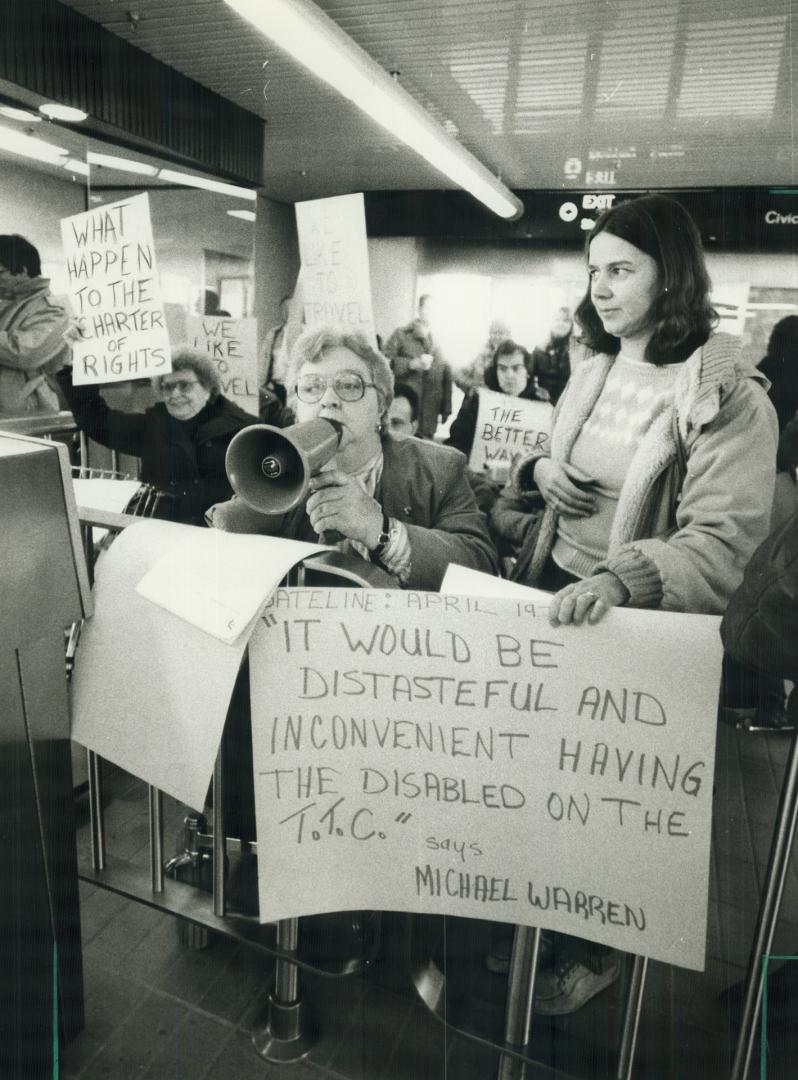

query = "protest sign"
[[468, 387, 553, 479], [249, 589, 722, 970], [295, 193, 375, 337], [61, 193, 171, 385], [186, 315, 258, 414]]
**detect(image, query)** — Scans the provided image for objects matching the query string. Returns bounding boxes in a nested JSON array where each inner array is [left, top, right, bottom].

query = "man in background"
[[0, 233, 71, 414], [384, 294, 452, 438], [386, 382, 420, 439]]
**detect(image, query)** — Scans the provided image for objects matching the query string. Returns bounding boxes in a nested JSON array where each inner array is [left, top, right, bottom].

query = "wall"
[[0, 159, 86, 287], [368, 237, 420, 345]]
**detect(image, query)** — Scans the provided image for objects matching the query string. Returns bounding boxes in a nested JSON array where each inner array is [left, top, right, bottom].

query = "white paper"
[[249, 586, 723, 970], [70, 520, 251, 810], [441, 563, 552, 607], [73, 478, 143, 515], [135, 527, 326, 643]]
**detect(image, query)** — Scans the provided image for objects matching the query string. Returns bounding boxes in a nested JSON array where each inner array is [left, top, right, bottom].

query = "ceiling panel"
[[55, 0, 797, 201]]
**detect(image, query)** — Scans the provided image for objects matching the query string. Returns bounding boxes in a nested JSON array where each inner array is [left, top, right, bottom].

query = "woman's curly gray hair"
[[286, 325, 394, 419], [152, 346, 222, 400]]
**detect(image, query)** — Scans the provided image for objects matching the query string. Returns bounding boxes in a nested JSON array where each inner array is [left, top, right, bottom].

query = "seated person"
[[58, 346, 270, 525], [208, 324, 498, 590], [0, 233, 71, 414], [446, 339, 549, 518], [446, 339, 550, 458], [386, 382, 420, 439], [490, 484, 545, 568]]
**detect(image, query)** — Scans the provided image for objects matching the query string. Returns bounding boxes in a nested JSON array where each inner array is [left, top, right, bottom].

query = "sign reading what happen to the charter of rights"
[[295, 193, 375, 338], [469, 387, 554, 478], [186, 316, 258, 415], [249, 589, 723, 971], [61, 193, 171, 385]]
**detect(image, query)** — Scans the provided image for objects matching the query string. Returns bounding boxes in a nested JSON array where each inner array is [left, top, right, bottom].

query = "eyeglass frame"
[[294, 369, 382, 404], [158, 376, 204, 397]]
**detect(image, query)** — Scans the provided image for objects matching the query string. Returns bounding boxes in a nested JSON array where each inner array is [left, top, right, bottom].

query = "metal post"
[[616, 955, 647, 1080], [87, 750, 105, 871], [497, 926, 542, 1080], [252, 915, 317, 1062], [148, 786, 164, 893], [212, 750, 226, 917], [731, 726, 798, 1080]]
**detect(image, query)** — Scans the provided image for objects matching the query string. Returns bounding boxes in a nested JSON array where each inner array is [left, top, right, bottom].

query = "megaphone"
[[225, 416, 343, 517]]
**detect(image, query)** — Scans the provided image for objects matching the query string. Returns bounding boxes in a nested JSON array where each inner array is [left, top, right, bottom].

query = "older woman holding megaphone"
[[208, 324, 498, 589]]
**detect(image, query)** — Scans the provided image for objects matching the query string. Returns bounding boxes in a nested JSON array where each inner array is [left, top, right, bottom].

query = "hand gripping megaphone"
[[225, 416, 343, 525]]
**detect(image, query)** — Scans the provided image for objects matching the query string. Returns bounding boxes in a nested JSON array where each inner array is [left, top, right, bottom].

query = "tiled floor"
[[61, 722, 798, 1080]]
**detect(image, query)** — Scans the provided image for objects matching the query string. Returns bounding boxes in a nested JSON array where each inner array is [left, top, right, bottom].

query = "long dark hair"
[[574, 195, 717, 364]]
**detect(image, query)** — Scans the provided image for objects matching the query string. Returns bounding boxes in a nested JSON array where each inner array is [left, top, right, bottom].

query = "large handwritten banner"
[[186, 315, 258, 415], [295, 193, 375, 337], [61, 193, 171, 385], [249, 589, 722, 970], [469, 388, 553, 479]]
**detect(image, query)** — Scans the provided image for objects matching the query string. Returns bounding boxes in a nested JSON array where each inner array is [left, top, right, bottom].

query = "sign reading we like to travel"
[[185, 315, 258, 416], [469, 388, 553, 479], [248, 587, 723, 971], [295, 193, 375, 339], [61, 193, 171, 385]]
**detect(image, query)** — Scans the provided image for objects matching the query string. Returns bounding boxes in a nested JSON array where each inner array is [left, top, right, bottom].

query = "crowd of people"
[[4, 193, 797, 1017]]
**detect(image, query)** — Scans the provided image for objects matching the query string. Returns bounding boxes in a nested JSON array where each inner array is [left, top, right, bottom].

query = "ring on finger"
[[578, 591, 598, 601]]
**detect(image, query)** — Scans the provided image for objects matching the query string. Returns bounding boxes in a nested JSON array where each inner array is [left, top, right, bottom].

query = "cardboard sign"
[[468, 388, 553, 480], [248, 588, 722, 970], [295, 193, 375, 337], [61, 193, 171, 384], [186, 315, 258, 414]]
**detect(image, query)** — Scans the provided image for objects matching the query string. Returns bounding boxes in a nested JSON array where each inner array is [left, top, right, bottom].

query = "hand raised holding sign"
[[549, 571, 630, 626]]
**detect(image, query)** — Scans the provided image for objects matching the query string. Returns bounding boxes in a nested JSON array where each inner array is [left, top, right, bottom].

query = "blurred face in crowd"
[[551, 308, 573, 340], [495, 349, 529, 397], [0, 261, 27, 298], [386, 394, 418, 439], [158, 369, 211, 420], [294, 346, 382, 471], [488, 320, 510, 349], [588, 231, 659, 347]]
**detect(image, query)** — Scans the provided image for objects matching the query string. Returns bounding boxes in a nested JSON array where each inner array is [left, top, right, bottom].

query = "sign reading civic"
[[61, 193, 171, 385], [295, 193, 375, 339], [185, 315, 258, 415], [248, 588, 723, 970], [468, 388, 553, 480]]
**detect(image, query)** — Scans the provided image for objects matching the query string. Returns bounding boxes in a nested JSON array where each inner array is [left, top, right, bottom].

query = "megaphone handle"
[[320, 530, 344, 545]]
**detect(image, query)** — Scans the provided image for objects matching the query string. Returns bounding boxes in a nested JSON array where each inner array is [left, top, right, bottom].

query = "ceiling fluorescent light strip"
[[224, 0, 523, 220], [0, 122, 68, 165], [64, 158, 90, 176], [87, 151, 159, 176], [158, 168, 257, 200]]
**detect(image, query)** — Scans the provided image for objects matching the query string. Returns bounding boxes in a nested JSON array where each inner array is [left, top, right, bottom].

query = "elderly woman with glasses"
[[57, 346, 277, 525], [209, 324, 498, 589]]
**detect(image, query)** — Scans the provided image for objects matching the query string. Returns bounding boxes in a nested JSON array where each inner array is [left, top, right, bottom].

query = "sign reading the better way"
[[469, 387, 553, 478], [248, 588, 722, 970]]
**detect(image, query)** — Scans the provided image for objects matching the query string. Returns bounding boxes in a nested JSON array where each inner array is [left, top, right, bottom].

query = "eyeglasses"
[[295, 371, 379, 404], [160, 378, 201, 396]]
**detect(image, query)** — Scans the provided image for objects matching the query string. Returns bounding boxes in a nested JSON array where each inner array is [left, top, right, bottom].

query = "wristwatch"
[[373, 512, 395, 559]]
